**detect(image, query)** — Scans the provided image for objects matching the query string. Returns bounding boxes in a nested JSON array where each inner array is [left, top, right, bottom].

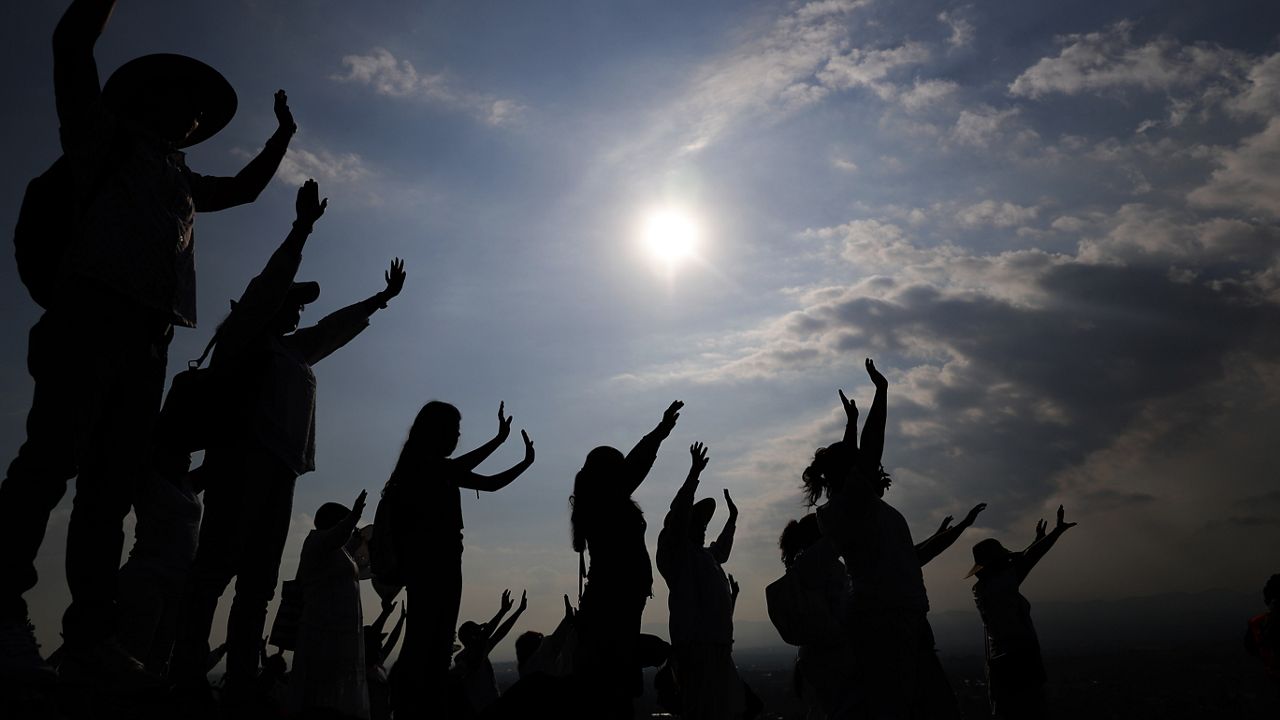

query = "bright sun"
[[641, 208, 700, 267]]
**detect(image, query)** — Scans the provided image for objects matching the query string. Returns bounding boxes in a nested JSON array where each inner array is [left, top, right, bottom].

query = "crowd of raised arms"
[[2, 2, 1272, 720]]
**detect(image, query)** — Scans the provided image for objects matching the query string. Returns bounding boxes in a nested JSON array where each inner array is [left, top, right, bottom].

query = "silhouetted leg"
[[914, 619, 961, 719], [224, 451, 295, 684], [64, 329, 167, 645], [116, 561, 166, 667], [393, 555, 462, 718]]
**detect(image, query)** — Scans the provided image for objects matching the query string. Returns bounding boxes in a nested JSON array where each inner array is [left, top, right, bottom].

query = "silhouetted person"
[[771, 514, 851, 720], [170, 181, 406, 696], [382, 401, 534, 718], [968, 505, 1077, 719], [115, 468, 205, 675], [569, 400, 683, 719], [0, 0, 295, 685], [1245, 574, 1280, 698], [808, 359, 956, 719], [656, 442, 745, 719], [916, 503, 986, 566], [366, 600, 405, 720], [451, 589, 528, 717], [289, 493, 370, 719], [516, 594, 576, 681]]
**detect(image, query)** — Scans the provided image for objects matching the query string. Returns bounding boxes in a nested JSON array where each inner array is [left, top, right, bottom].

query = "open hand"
[[839, 388, 858, 424], [496, 401, 512, 440], [382, 258, 406, 301], [728, 573, 740, 602], [295, 179, 327, 226], [521, 430, 535, 463], [936, 515, 954, 534], [352, 489, 368, 518], [663, 400, 684, 427], [562, 594, 576, 620], [723, 489, 738, 520], [1055, 505, 1077, 532], [690, 442, 710, 474], [518, 590, 528, 613], [1035, 518, 1047, 541], [274, 89, 297, 133], [500, 589, 513, 613], [962, 503, 987, 528], [865, 358, 888, 390]]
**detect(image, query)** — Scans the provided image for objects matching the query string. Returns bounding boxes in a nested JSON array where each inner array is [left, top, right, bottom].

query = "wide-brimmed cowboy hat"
[[964, 538, 1014, 579], [102, 53, 237, 148]]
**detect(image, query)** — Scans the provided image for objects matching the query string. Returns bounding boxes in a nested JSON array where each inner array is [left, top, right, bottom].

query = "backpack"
[[370, 485, 404, 590], [156, 333, 222, 459], [765, 567, 844, 647]]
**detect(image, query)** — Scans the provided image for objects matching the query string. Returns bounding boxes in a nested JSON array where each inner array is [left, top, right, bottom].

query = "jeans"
[[170, 445, 296, 685], [391, 556, 462, 718], [0, 307, 170, 645]]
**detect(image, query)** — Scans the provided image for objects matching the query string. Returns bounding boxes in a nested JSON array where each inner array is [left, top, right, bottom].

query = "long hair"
[[385, 401, 461, 492], [779, 514, 822, 570], [569, 445, 640, 553], [801, 441, 853, 507]]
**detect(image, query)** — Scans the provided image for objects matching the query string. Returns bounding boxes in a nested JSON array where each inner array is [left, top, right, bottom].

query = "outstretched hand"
[[689, 442, 710, 475], [496, 401, 512, 441], [1055, 504, 1077, 532], [382, 257, 406, 301], [723, 489, 738, 519], [295, 179, 327, 226], [865, 358, 888, 390], [500, 589, 513, 613], [936, 515, 954, 534], [961, 502, 987, 528], [352, 489, 368, 518], [663, 400, 684, 427], [1035, 518, 1047, 541], [274, 90, 297, 133], [838, 388, 858, 424], [521, 430, 535, 464], [517, 590, 528, 613], [562, 594, 576, 621], [728, 573, 740, 602]]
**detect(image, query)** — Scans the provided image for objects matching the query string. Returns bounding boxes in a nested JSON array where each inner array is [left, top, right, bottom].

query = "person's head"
[[457, 621, 485, 648], [690, 497, 716, 547], [801, 441, 854, 506], [405, 401, 463, 460], [101, 54, 237, 148], [267, 282, 320, 336], [967, 538, 1014, 580], [262, 650, 287, 678], [1264, 574, 1280, 611], [314, 502, 350, 532], [569, 445, 633, 553], [514, 631, 544, 673], [779, 514, 823, 569]]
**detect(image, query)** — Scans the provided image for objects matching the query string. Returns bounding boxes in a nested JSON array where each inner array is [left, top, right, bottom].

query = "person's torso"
[[668, 545, 734, 646]]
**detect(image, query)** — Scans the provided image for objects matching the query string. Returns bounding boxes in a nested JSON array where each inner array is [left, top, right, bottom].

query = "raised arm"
[[453, 401, 513, 471], [856, 358, 889, 480], [457, 430, 534, 492], [916, 503, 986, 566], [288, 257, 406, 366], [623, 401, 683, 495], [488, 591, 528, 654], [315, 490, 368, 551], [52, 0, 116, 139], [710, 488, 738, 565], [839, 388, 859, 450], [1015, 505, 1076, 583], [380, 606, 407, 665], [189, 90, 297, 212], [214, 180, 327, 363], [657, 444, 708, 574]]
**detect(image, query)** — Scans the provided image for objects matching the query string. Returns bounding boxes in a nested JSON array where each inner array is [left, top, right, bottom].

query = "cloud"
[[937, 9, 975, 50], [1008, 21, 1247, 100], [949, 105, 1024, 148], [955, 200, 1040, 229], [897, 78, 960, 113], [333, 48, 525, 126], [1187, 118, 1280, 219], [276, 146, 373, 187]]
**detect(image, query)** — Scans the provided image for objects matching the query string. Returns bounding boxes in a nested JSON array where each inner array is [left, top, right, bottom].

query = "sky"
[[1, 0, 1279, 662]]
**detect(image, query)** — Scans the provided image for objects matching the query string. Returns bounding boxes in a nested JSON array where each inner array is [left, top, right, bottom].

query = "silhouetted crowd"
[[1, 3, 1277, 720]]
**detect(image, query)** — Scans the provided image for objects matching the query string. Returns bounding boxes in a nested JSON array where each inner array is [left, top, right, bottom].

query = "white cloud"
[[956, 200, 1040, 228], [333, 47, 525, 126], [949, 105, 1022, 147], [1187, 118, 1280, 219], [276, 146, 373, 187], [1227, 53, 1280, 118], [1008, 21, 1247, 99], [937, 9, 975, 50], [897, 78, 960, 113]]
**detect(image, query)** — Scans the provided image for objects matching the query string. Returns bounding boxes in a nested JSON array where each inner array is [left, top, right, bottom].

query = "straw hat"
[[102, 53, 237, 147]]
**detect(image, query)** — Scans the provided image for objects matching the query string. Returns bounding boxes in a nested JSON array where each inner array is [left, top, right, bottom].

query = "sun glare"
[[641, 208, 700, 267]]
